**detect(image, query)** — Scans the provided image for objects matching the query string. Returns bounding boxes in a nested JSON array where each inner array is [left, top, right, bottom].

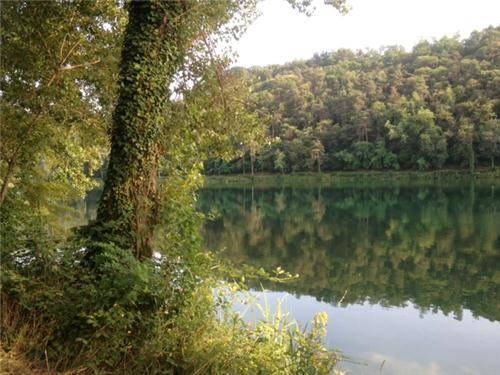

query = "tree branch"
[[60, 59, 101, 71]]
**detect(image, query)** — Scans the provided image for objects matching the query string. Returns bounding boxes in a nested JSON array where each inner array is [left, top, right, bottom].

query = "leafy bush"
[[1, 214, 340, 374]]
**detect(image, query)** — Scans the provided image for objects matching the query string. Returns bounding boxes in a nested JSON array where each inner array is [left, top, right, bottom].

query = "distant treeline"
[[205, 26, 500, 174]]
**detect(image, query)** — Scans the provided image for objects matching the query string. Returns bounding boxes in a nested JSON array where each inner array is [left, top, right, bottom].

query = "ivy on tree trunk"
[[93, 1, 191, 259]]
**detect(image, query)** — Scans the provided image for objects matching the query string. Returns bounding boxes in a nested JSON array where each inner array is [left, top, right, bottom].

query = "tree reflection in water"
[[199, 182, 500, 322]]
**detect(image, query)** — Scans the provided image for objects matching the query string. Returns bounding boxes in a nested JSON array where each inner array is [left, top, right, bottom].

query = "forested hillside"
[[205, 26, 500, 174]]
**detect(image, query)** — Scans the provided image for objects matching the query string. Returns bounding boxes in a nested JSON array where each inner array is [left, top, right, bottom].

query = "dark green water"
[[198, 181, 500, 375]]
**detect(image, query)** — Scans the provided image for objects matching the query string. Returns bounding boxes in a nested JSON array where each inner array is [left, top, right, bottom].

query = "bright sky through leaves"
[[234, 0, 500, 67]]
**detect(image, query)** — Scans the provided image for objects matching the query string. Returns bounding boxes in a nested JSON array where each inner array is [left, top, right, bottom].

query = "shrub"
[[1, 237, 340, 374]]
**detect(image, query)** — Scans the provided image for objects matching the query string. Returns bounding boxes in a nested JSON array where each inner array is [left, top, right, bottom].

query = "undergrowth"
[[0, 192, 342, 374]]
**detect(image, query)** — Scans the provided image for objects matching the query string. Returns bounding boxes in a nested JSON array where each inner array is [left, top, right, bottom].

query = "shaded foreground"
[[1, 177, 344, 374]]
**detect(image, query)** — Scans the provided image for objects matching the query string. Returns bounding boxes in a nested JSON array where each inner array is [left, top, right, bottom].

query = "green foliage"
[[205, 26, 500, 174], [274, 150, 287, 174], [369, 140, 399, 169], [1, 1, 350, 373], [1, 215, 340, 374], [89, 0, 268, 257], [144, 281, 340, 375], [1, 226, 185, 370], [0, 1, 125, 207]]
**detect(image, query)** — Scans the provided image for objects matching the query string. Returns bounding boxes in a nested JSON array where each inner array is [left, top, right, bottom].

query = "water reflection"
[[238, 291, 500, 375], [199, 182, 500, 374], [200, 184, 500, 322]]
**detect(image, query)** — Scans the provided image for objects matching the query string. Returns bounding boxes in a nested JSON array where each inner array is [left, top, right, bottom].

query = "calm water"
[[198, 182, 500, 375]]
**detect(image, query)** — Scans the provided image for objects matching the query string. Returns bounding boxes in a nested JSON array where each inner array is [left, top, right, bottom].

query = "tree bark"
[[92, 1, 191, 259], [0, 158, 16, 208]]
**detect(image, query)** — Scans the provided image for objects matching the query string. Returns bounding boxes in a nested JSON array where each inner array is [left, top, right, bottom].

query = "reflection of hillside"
[[199, 184, 500, 322]]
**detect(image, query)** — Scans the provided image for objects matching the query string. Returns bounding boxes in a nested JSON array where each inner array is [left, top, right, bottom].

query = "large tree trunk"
[[93, 1, 191, 259]]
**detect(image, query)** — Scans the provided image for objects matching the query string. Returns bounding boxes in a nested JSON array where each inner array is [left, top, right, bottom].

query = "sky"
[[234, 0, 500, 67]]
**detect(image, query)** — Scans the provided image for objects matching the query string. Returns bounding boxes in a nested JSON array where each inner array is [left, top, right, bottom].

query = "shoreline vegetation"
[[204, 169, 500, 188], [2, 0, 498, 373], [2, 2, 350, 374]]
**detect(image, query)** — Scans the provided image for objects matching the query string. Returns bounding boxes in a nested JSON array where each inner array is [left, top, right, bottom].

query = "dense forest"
[[205, 26, 500, 174]]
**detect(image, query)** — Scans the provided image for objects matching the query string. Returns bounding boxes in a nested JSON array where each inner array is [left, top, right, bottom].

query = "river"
[[198, 181, 500, 375]]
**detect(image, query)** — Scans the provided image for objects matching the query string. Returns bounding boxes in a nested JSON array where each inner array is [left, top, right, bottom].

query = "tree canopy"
[[1, 1, 351, 373], [205, 26, 500, 174], [0, 1, 125, 208]]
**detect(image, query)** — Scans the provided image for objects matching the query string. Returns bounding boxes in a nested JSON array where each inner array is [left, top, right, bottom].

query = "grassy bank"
[[204, 169, 500, 189]]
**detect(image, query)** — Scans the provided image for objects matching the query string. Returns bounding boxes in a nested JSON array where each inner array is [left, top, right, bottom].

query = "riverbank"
[[204, 169, 500, 188]]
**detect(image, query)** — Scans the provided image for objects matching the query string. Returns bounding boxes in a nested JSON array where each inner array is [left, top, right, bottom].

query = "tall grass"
[[1, 245, 342, 374]]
